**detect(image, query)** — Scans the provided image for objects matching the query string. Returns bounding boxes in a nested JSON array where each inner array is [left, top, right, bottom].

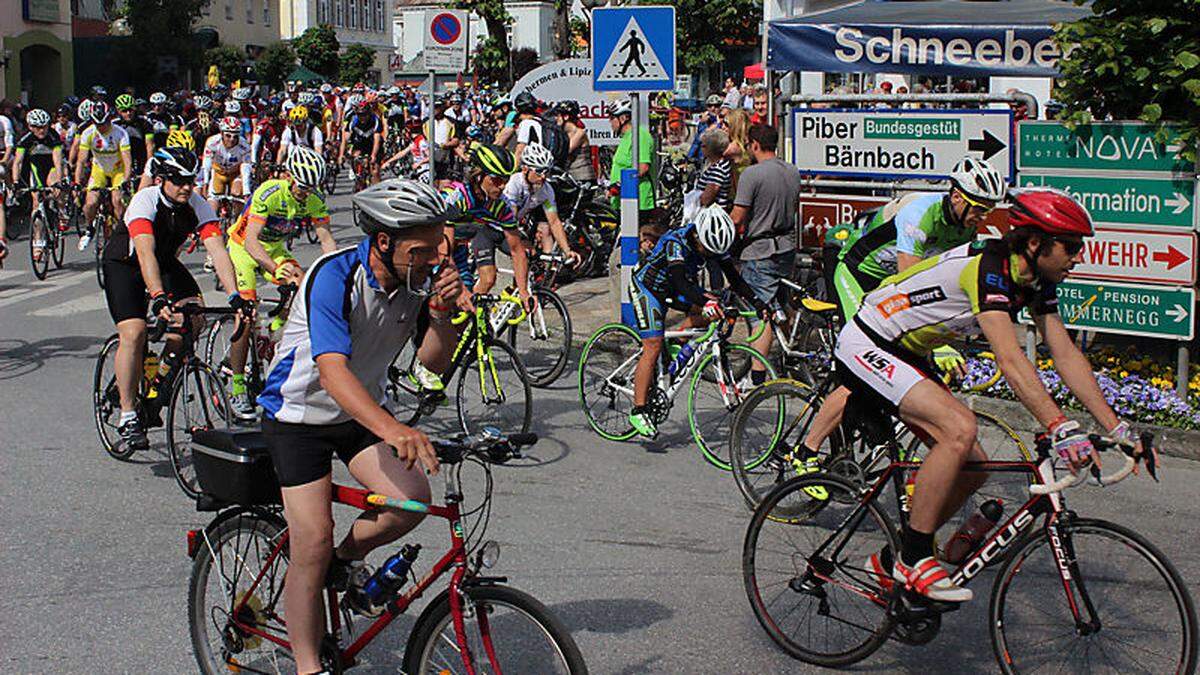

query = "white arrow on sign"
[[1165, 192, 1191, 215], [1167, 304, 1189, 323], [984, 224, 1002, 238]]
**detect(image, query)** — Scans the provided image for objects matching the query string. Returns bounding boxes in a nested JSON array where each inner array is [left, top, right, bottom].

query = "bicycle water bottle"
[[361, 544, 421, 605], [942, 499, 1004, 564], [899, 471, 917, 514], [668, 342, 695, 376], [148, 350, 179, 400], [142, 355, 159, 385]]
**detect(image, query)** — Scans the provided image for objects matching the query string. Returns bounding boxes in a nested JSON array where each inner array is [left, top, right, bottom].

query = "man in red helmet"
[[831, 188, 1145, 603]]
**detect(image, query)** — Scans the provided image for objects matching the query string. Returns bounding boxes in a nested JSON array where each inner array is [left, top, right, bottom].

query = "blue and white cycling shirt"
[[633, 223, 728, 301], [258, 237, 426, 425]]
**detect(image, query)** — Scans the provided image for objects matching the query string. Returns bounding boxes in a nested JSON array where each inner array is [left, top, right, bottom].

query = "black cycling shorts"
[[471, 226, 512, 268], [261, 417, 381, 487], [103, 257, 201, 323]]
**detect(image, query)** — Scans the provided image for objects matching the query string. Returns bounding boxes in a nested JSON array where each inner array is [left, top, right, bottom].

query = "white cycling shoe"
[[892, 555, 972, 603]]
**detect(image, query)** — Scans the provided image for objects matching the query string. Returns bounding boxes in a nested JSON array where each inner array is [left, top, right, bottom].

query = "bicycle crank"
[[646, 387, 671, 425]]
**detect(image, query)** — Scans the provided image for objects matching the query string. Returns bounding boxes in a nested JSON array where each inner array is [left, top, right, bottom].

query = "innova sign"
[[767, 24, 1064, 77]]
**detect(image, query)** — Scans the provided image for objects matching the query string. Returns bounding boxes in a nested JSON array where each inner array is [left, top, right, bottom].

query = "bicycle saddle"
[[801, 297, 839, 314]]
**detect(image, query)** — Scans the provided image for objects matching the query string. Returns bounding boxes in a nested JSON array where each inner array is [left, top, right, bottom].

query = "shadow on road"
[[550, 597, 674, 635], [0, 335, 106, 381]]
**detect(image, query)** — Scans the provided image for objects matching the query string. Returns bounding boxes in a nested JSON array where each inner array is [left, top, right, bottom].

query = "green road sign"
[[1018, 122, 1192, 174], [1050, 280, 1194, 340], [1019, 173, 1195, 229]]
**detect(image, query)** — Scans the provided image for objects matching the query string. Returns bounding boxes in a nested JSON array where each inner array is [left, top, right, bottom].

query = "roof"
[[772, 0, 1090, 26], [286, 65, 325, 84]]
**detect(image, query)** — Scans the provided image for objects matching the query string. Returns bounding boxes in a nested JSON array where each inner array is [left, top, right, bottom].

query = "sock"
[[231, 373, 246, 396], [878, 545, 894, 572], [119, 410, 137, 426], [797, 443, 820, 461], [901, 523, 935, 567], [751, 369, 767, 385]]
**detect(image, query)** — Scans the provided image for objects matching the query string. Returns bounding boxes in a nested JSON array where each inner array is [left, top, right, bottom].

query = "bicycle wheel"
[[744, 474, 898, 667], [29, 211, 49, 280], [456, 337, 532, 436], [577, 323, 641, 441], [991, 518, 1197, 674], [93, 334, 137, 460], [505, 288, 572, 388], [189, 511, 293, 675], [93, 216, 107, 289], [386, 339, 429, 427], [167, 360, 234, 500], [203, 314, 236, 387], [687, 343, 776, 470], [789, 320, 836, 387], [730, 379, 846, 511], [305, 220, 319, 244], [50, 211, 66, 269], [403, 584, 588, 675]]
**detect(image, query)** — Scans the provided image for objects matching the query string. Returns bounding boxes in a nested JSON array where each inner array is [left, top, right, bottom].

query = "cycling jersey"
[[104, 185, 220, 263], [280, 124, 324, 150], [839, 193, 974, 282], [202, 134, 252, 192], [633, 223, 719, 302], [53, 121, 77, 148], [79, 124, 131, 173], [114, 115, 152, 173], [145, 110, 181, 148], [345, 113, 381, 150], [854, 239, 1058, 357], [441, 181, 517, 234], [228, 178, 329, 245], [501, 172, 556, 223], [15, 129, 62, 187]]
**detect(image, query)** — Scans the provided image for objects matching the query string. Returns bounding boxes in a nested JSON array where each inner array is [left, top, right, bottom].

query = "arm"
[[897, 252, 921, 272], [1037, 312, 1120, 431], [567, 124, 586, 152], [242, 216, 287, 275], [978, 311, 1063, 429], [132, 233, 168, 298], [201, 232, 240, 297], [730, 205, 749, 230], [250, 131, 261, 164], [494, 125, 514, 147], [699, 181, 719, 207], [314, 217, 336, 254], [667, 262, 710, 308], [504, 229, 531, 301], [11, 148, 24, 179], [717, 257, 768, 312], [74, 144, 89, 185], [120, 147, 133, 184]]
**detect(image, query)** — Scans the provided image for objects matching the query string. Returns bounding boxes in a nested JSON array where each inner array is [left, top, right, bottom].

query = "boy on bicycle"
[[627, 206, 769, 437]]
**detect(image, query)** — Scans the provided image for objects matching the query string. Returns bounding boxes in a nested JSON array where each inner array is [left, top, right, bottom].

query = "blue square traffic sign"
[[592, 6, 676, 92]]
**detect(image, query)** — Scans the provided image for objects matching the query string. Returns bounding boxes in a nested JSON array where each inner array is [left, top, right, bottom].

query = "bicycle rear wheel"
[[456, 337, 533, 436], [577, 323, 641, 441], [167, 359, 234, 500], [29, 212, 49, 280], [189, 511, 292, 675], [991, 518, 1197, 674], [50, 210, 66, 269], [93, 334, 136, 460], [505, 288, 572, 388], [93, 216, 108, 289], [403, 584, 587, 674], [687, 343, 776, 470]]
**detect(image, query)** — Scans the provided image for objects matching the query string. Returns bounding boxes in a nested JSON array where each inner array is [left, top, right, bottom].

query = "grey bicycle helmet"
[[949, 156, 1006, 203], [353, 178, 459, 234], [521, 142, 554, 172]]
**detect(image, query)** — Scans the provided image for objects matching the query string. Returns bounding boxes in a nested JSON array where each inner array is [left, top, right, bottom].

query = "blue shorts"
[[740, 251, 796, 314], [628, 280, 687, 339]]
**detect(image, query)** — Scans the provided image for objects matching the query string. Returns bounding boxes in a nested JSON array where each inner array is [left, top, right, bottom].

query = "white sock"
[[119, 410, 137, 426]]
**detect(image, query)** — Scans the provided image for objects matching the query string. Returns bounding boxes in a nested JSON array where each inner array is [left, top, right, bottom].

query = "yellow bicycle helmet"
[[469, 142, 517, 178], [166, 129, 195, 151], [288, 105, 310, 124]]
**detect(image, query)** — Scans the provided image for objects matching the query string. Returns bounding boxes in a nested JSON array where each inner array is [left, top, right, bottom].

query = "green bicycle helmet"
[[470, 142, 517, 178], [115, 94, 136, 111]]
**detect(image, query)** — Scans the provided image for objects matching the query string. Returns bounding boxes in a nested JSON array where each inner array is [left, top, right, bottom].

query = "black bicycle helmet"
[[514, 92, 537, 114]]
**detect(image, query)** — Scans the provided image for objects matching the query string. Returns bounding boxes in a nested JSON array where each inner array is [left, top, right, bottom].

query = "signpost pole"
[[617, 91, 642, 323], [427, 72, 435, 185], [1178, 344, 1189, 398]]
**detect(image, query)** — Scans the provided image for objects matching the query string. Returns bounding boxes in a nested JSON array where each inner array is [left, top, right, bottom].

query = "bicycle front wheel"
[[30, 212, 50, 280], [189, 511, 292, 675], [577, 323, 642, 441], [687, 343, 776, 470], [167, 359, 234, 500], [505, 288, 572, 388], [93, 334, 134, 460], [456, 337, 533, 435], [991, 517, 1197, 674], [403, 584, 588, 675]]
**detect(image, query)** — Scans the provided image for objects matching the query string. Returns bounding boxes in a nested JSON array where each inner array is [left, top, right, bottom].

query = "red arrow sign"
[[1152, 244, 1189, 271]]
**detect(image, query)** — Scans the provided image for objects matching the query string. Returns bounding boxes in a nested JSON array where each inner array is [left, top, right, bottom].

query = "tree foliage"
[[294, 24, 341, 80], [511, 48, 541, 82], [661, 0, 762, 72], [204, 45, 244, 84], [1054, 0, 1200, 162], [119, 0, 208, 84], [339, 44, 377, 86], [471, 36, 510, 85], [255, 42, 297, 89], [453, 0, 513, 84], [568, 16, 589, 57]]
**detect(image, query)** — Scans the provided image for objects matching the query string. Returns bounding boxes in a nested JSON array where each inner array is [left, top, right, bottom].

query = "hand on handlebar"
[[932, 345, 967, 381], [151, 292, 181, 326], [1050, 419, 1097, 474], [702, 298, 724, 321], [386, 422, 439, 475]]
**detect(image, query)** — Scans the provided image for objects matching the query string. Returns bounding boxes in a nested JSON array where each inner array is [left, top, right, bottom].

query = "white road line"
[[29, 293, 107, 317], [0, 269, 96, 311]]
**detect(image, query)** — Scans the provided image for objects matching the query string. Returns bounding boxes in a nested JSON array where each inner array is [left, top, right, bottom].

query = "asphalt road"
[[2, 188, 1199, 674]]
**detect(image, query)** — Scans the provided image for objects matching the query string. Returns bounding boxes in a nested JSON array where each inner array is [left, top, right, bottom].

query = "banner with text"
[[511, 59, 620, 147]]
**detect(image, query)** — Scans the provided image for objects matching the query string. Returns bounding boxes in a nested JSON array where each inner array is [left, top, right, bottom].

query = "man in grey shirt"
[[732, 123, 801, 386]]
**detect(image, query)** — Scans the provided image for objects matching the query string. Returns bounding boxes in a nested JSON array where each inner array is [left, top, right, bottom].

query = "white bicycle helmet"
[[353, 179, 459, 234], [233, 87, 252, 101], [194, 95, 213, 111], [218, 116, 240, 134], [25, 108, 50, 127], [149, 92, 167, 105], [607, 99, 632, 117], [285, 145, 326, 190], [693, 205, 736, 255], [224, 100, 242, 115], [298, 91, 317, 106], [949, 156, 1006, 203], [521, 142, 554, 172], [77, 100, 93, 124]]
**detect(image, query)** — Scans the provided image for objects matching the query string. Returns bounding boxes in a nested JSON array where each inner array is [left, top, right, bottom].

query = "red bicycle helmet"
[[1007, 188, 1093, 236]]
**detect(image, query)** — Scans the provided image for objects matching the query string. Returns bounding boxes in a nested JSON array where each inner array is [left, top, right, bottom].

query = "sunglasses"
[[1055, 236, 1084, 256], [957, 189, 995, 213], [167, 175, 196, 186]]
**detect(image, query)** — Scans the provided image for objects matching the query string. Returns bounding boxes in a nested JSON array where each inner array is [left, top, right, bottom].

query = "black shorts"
[[261, 417, 381, 487], [471, 226, 511, 268], [103, 257, 202, 323]]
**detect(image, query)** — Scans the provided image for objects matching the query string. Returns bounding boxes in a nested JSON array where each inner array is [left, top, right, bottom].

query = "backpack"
[[538, 113, 570, 169]]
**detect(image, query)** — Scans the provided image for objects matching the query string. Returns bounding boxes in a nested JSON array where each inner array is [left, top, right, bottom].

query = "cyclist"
[[100, 147, 245, 451], [837, 188, 1143, 602], [501, 142, 579, 265], [627, 206, 770, 437], [145, 91, 181, 151], [12, 108, 64, 264], [250, 106, 285, 183], [200, 116, 251, 216], [511, 92, 542, 165], [379, 119, 429, 182], [225, 146, 336, 419], [75, 101, 133, 251], [185, 108, 219, 159], [798, 157, 1008, 472], [113, 94, 152, 177], [277, 104, 325, 164], [138, 129, 195, 191], [339, 98, 383, 185], [257, 179, 463, 675]]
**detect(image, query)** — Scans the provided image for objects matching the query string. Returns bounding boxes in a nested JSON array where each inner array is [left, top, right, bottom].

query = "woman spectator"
[[696, 128, 733, 211], [555, 101, 595, 182], [722, 108, 752, 192]]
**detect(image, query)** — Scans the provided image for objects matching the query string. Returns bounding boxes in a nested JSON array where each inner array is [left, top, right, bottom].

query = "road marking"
[[29, 293, 107, 317], [0, 269, 96, 310]]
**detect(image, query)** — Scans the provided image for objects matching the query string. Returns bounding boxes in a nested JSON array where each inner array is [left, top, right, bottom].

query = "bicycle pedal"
[[895, 589, 961, 616]]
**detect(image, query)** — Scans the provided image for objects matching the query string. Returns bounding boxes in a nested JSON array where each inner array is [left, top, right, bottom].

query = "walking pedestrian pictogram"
[[592, 7, 676, 92]]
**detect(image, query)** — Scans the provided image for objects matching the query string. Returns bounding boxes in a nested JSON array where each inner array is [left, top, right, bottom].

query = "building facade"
[[392, 0, 555, 79], [2, 0, 74, 108], [196, 0, 283, 75], [282, 0, 395, 85]]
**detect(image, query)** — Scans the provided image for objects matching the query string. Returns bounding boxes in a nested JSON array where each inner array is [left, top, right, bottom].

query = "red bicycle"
[[185, 428, 587, 674]]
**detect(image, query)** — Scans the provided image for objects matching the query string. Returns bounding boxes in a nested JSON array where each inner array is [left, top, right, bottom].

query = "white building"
[[391, 0, 555, 77], [282, 0, 396, 85]]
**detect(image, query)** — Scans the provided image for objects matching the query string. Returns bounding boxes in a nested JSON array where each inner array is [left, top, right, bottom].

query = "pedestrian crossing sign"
[[592, 6, 676, 92]]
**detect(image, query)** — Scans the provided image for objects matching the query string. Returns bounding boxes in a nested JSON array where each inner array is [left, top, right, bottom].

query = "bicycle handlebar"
[[147, 304, 243, 343], [266, 283, 298, 319], [431, 428, 538, 466], [1029, 432, 1156, 495]]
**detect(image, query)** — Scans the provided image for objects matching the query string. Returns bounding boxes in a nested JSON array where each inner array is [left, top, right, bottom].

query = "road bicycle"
[[21, 184, 69, 280], [743, 411, 1193, 672], [494, 252, 574, 387], [86, 183, 130, 289], [577, 304, 776, 470], [321, 144, 340, 195], [186, 428, 587, 674], [93, 304, 240, 488], [211, 193, 245, 230], [387, 293, 533, 436]]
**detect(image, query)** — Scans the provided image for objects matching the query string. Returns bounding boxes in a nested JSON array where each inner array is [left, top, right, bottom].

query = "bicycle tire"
[[93, 334, 135, 460], [30, 211, 49, 280], [167, 359, 234, 500], [50, 210, 66, 269], [505, 287, 572, 388], [189, 510, 292, 675], [305, 219, 319, 244], [990, 517, 1197, 674], [687, 343, 776, 470], [744, 473, 898, 666], [93, 216, 107, 289], [455, 337, 533, 436], [577, 323, 642, 441], [402, 584, 588, 675]]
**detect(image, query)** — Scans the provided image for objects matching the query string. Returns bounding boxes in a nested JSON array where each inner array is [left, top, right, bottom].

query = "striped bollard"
[[618, 168, 639, 327]]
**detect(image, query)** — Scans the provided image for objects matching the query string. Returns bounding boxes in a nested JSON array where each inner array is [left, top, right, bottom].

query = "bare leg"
[[337, 443, 431, 558], [279, 476, 335, 674]]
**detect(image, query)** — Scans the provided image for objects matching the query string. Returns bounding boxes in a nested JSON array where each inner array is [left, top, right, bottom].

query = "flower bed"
[[962, 347, 1200, 430]]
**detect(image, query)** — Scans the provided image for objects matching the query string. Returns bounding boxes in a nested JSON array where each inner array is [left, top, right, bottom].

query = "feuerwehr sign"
[[510, 59, 620, 147]]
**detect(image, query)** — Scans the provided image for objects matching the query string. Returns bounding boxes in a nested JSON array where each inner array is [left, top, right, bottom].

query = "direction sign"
[[790, 109, 1013, 181], [797, 192, 1010, 247], [1045, 280, 1195, 340], [1070, 227, 1197, 286], [424, 9, 468, 72], [1018, 121, 1192, 174], [1019, 173, 1196, 229], [592, 6, 676, 92]]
